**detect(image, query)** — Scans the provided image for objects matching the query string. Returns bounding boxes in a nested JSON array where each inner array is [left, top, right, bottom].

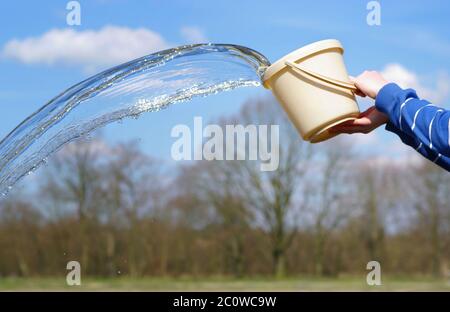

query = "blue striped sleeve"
[[375, 83, 450, 170], [376, 83, 450, 156], [385, 121, 450, 171]]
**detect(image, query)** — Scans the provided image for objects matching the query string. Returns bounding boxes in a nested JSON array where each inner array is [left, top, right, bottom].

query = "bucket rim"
[[262, 39, 343, 88]]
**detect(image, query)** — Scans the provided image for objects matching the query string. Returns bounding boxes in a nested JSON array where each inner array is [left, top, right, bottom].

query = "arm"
[[384, 121, 450, 171], [329, 71, 450, 171], [376, 82, 450, 158]]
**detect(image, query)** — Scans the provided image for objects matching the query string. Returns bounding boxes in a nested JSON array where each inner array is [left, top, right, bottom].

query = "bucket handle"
[[285, 61, 357, 91]]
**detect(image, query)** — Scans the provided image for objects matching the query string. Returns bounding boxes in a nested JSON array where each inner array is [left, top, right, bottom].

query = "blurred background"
[[0, 0, 449, 290]]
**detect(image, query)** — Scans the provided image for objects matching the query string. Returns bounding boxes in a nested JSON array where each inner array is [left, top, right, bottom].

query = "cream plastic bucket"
[[263, 39, 359, 143]]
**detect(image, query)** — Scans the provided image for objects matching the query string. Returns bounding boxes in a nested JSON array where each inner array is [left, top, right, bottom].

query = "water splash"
[[0, 44, 270, 195]]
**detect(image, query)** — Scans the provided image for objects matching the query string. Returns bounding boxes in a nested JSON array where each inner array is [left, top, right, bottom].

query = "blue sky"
[[1, 0, 450, 164]]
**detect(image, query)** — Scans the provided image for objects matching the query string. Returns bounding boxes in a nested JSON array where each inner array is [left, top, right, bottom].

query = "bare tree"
[[308, 139, 356, 276], [224, 97, 311, 277], [40, 138, 106, 273], [104, 141, 166, 276], [356, 164, 386, 262], [410, 161, 450, 277], [0, 198, 41, 276], [176, 160, 251, 277]]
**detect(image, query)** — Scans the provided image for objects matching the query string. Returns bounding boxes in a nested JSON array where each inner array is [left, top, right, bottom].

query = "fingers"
[[349, 75, 366, 97], [350, 117, 372, 126], [328, 108, 376, 134], [329, 125, 372, 134], [353, 70, 389, 99], [328, 105, 384, 135], [354, 90, 366, 97], [333, 117, 370, 127], [329, 119, 373, 134]]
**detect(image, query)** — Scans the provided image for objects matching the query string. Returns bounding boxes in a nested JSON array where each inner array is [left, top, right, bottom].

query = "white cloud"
[[1, 26, 171, 72], [381, 63, 450, 105], [180, 26, 208, 43]]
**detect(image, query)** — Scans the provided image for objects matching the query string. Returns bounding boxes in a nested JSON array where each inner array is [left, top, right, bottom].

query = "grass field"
[[0, 276, 449, 291]]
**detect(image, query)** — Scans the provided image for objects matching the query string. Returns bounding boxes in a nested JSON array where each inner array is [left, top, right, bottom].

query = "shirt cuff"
[[385, 121, 418, 148], [375, 83, 402, 116]]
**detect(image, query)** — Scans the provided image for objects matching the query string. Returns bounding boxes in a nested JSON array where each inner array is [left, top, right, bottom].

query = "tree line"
[[0, 98, 449, 278]]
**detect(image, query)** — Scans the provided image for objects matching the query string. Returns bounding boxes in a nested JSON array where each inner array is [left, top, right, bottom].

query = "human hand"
[[329, 106, 388, 134], [328, 70, 390, 135], [350, 70, 389, 99]]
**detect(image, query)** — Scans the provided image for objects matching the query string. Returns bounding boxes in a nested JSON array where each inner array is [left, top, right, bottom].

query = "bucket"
[[262, 39, 359, 143]]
